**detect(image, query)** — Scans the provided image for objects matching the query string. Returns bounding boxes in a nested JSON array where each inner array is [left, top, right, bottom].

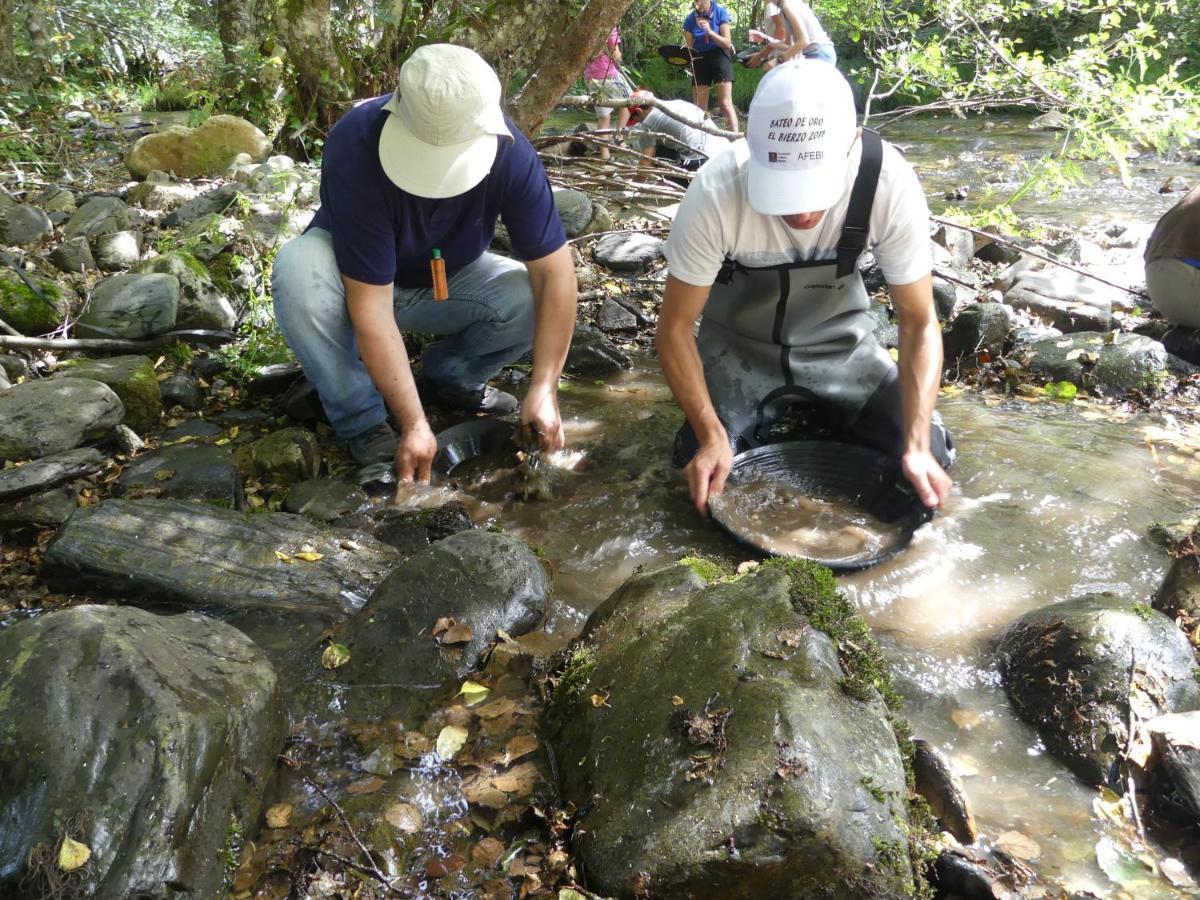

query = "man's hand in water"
[[686, 438, 733, 516], [522, 383, 565, 452], [901, 450, 953, 509], [394, 420, 437, 484]]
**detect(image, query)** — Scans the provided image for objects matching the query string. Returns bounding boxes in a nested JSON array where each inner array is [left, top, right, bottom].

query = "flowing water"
[[425, 360, 1200, 896]]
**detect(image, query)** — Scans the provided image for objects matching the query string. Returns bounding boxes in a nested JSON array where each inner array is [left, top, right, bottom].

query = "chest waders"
[[696, 129, 894, 449]]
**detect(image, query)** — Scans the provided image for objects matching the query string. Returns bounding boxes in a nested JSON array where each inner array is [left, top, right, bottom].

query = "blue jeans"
[[271, 227, 535, 440], [803, 43, 837, 65]]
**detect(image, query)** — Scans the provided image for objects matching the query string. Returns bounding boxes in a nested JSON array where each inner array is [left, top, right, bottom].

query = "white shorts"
[[587, 77, 631, 117]]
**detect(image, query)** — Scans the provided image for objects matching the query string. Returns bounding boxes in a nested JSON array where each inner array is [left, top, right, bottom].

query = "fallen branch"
[[929, 214, 1149, 300], [0, 329, 238, 352], [304, 777, 406, 896], [556, 94, 741, 141]]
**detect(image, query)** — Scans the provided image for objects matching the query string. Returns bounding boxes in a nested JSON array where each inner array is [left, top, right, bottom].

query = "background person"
[[655, 60, 954, 516], [747, 0, 837, 69], [626, 90, 733, 172], [1144, 184, 1200, 365], [584, 26, 631, 160], [682, 0, 739, 131], [271, 45, 577, 482]]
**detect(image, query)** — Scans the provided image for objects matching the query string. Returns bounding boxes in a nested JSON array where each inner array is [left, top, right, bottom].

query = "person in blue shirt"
[[271, 44, 577, 481], [683, 0, 739, 131]]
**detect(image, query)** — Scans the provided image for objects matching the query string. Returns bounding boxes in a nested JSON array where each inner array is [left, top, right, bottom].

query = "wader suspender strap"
[[835, 128, 883, 279]]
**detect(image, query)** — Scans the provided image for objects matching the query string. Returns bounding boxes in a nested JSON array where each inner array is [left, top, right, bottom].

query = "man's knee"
[[272, 230, 339, 312]]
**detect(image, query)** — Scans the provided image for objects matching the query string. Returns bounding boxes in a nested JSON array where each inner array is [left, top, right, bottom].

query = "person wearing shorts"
[[584, 26, 630, 160], [682, 0, 738, 131]]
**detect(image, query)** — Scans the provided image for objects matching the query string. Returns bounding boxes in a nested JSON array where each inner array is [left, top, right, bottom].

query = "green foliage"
[[1043, 381, 1078, 401]]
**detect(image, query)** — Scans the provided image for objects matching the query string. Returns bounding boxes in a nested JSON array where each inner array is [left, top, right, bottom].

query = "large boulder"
[[547, 560, 915, 899], [338, 530, 550, 690], [41, 499, 401, 641], [133, 250, 236, 329], [0, 270, 70, 335], [0, 447, 104, 502], [0, 377, 124, 462], [1003, 267, 1123, 333], [162, 183, 241, 229], [1022, 332, 1170, 395], [235, 426, 322, 485], [0, 605, 284, 899], [942, 302, 1012, 365], [77, 272, 180, 339], [997, 593, 1200, 783], [118, 442, 243, 506], [53, 355, 162, 433], [127, 115, 272, 179]]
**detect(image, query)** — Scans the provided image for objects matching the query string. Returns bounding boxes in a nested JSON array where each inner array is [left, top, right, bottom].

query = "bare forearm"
[[354, 324, 427, 430], [527, 247, 578, 394], [897, 317, 943, 454], [777, 8, 812, 61]]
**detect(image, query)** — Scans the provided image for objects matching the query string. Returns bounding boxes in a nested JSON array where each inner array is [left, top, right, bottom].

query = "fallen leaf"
[[293, 551, 324, 562], [559, 889, 589, 900], [215, 437, 231, 445], [475, 698, 521, 720], [472, 836, 506, 867], [589, 691, 611, 708], [321, 643, 351, 669], [997, 830, 1041, 860], [426, 853, 466, 878], [265, 803, 293, 828], [1065, 348, 1084, 360], [492, 761, 540, 796], [671, 695, 685, 706], [433, 617, 454, 637], [441, 623, 474, 645], [58, 836, 91, 871], [346, 775, 385, 794], [275, 549, 291, 562], [950, 708, 981, 729], [436, 725, 469, 760], [458, 680, 490, 705], [504, 733, 539, 764], [384, 802, 423, 833]]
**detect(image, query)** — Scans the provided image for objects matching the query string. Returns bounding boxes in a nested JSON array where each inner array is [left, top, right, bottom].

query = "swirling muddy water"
[[432, 362, 1199, 896]]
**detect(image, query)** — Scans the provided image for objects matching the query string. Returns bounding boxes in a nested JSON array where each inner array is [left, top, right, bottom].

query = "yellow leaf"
[[229, 425, 239, 439], [589, 691, 610, 708], [58, 836, 91, 872], [215, 437, 231, 446], [274, 550, 291, 561], [458, 680, 490, 705], [436, 725, 469, 760], [265, 803, 293, 828], [293, 551, 324, 562], [321, 643, 351, 669], [671, 695, 684, 706]]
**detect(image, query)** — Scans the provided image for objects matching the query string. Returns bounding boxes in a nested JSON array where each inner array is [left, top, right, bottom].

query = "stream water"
[[424, 359, 1199, 897]]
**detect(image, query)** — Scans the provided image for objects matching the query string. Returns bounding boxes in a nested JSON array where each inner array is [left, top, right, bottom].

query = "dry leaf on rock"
[[321, 642, 351, 669], [492, 761, 540, 796], [997, 830, 1042, 860], [265, 803, 293, 828], [426, 853, 467, 878], [472, 836, 506, 868], [441, 623, 474, 645], [504, 733, 539, 764], [384, 802, 423, 834], [58, 836, 91, 872], [433, 616, 454, 637]]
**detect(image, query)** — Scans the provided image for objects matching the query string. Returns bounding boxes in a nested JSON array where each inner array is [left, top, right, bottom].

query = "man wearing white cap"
[[272, 44, 577, 480], [656, 59, 954, 515]]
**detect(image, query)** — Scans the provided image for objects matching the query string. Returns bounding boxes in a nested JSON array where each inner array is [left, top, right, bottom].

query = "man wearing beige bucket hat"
[[656, 59, 954, 516], [272, 44, 577, 481]]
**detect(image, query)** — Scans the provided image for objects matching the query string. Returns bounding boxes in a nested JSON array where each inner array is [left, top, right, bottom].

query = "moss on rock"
[[54, 355, 162, 434], [0, 272, 69, 335]]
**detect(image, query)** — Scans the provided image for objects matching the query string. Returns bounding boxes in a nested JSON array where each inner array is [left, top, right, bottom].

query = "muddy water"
[[430, 361, 1199, 895]]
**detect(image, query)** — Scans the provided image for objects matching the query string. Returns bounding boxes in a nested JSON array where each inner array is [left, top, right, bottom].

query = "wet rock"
[[565, 322, 631, 376], [235, 426, 321, 485], [161, 418, 223, 442], [41, 499, 400, 634], [114, 423, 145, 454], [0, 604, 284, 900], [246, 361, 305, 396], [933, 224, 975, 268], [866, 302, 898, 349], [1154, 548, 1200, 638], [553, 188, 594, 237], [1023, 332, 1170, 395], [162, 183, 240, 228], [176, 211, 243, 260], [1160, 175, 1192, 194], [118, 442, 242, 506], [976, 239, 1024, 265], [53, 355, 162, 433], [547, 561, 914, 899], [1005, 269, 1120, 333], [0, 485, 77, 532], [338, 530, 549, 689], [595, 296, 638, 334], [913, 739, 978, 843], [133, 250, 236, 330], [997, 593, 1200, 783], [50, 234, 96, 272], [0, 377, 124, 462], [933, 846, 1018, 899], [373, 502, 476, 557], [0, 269, 71, 334], [592, 232, 664, 271], [63, 195, 133, 239], [1147, 712, 1200, 824], [0, 447, 104, 502], [78, 272, 180, 339], [0, 203, 53, 244], [94, 228, 145, 270], [857, 252, 887, 294], [943, 302, 1012, 364], [160, 369, 204, 410], [127, 115, 272, 178], [1031, 109, 1069, 130], [284, 477, 367, 522], [126, 179, 200, 212], [932, 273, 963, 320]]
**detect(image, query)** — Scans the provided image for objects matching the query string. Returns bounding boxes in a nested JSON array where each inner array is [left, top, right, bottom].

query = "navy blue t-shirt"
[[309, 96, 567, 288]]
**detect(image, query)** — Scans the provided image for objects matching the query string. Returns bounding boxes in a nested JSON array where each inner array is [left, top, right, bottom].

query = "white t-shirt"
[[634, 99, 732, 158], [763, 0, 830, 48], [664, 136, 931, 287]]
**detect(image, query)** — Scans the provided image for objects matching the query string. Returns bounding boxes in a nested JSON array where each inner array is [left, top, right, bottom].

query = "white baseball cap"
[[379, 44, 512, 199], [746, 60, 859, 215]]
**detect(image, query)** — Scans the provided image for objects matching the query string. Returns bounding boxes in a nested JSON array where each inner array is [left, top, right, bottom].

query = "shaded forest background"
[[0, 0, 1197, 167]]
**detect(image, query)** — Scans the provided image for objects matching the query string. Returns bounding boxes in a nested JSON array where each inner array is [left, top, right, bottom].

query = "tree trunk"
[[0, 0, 15, 82], [23, 0, 57, 80], [509, 0, 636, 136], [217, 0, 260, 67], [275, 0, 353, 133]]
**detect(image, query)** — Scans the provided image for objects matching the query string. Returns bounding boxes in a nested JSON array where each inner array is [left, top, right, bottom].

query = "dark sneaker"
[[422, 380, 518, 416], [346, 421, 399, 464]]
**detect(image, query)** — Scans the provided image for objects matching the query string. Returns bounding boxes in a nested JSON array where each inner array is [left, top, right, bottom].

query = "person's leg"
[[846, 367, 955, 469], [271, 227, 387, 440], [595, 107, 613, 159], [714, 79, 738, 131], [1145, 258, 1200, 329], [391, 252, 535, 394], [693, 82, 711, 113]]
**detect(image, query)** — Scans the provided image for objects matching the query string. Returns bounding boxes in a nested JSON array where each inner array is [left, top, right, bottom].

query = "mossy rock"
[[127, 115, 272, 179], [54, 355, 163, 434], [133, 251, 236, 330], [235, 427, 321, 485], [0, 271, 69, 336]]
